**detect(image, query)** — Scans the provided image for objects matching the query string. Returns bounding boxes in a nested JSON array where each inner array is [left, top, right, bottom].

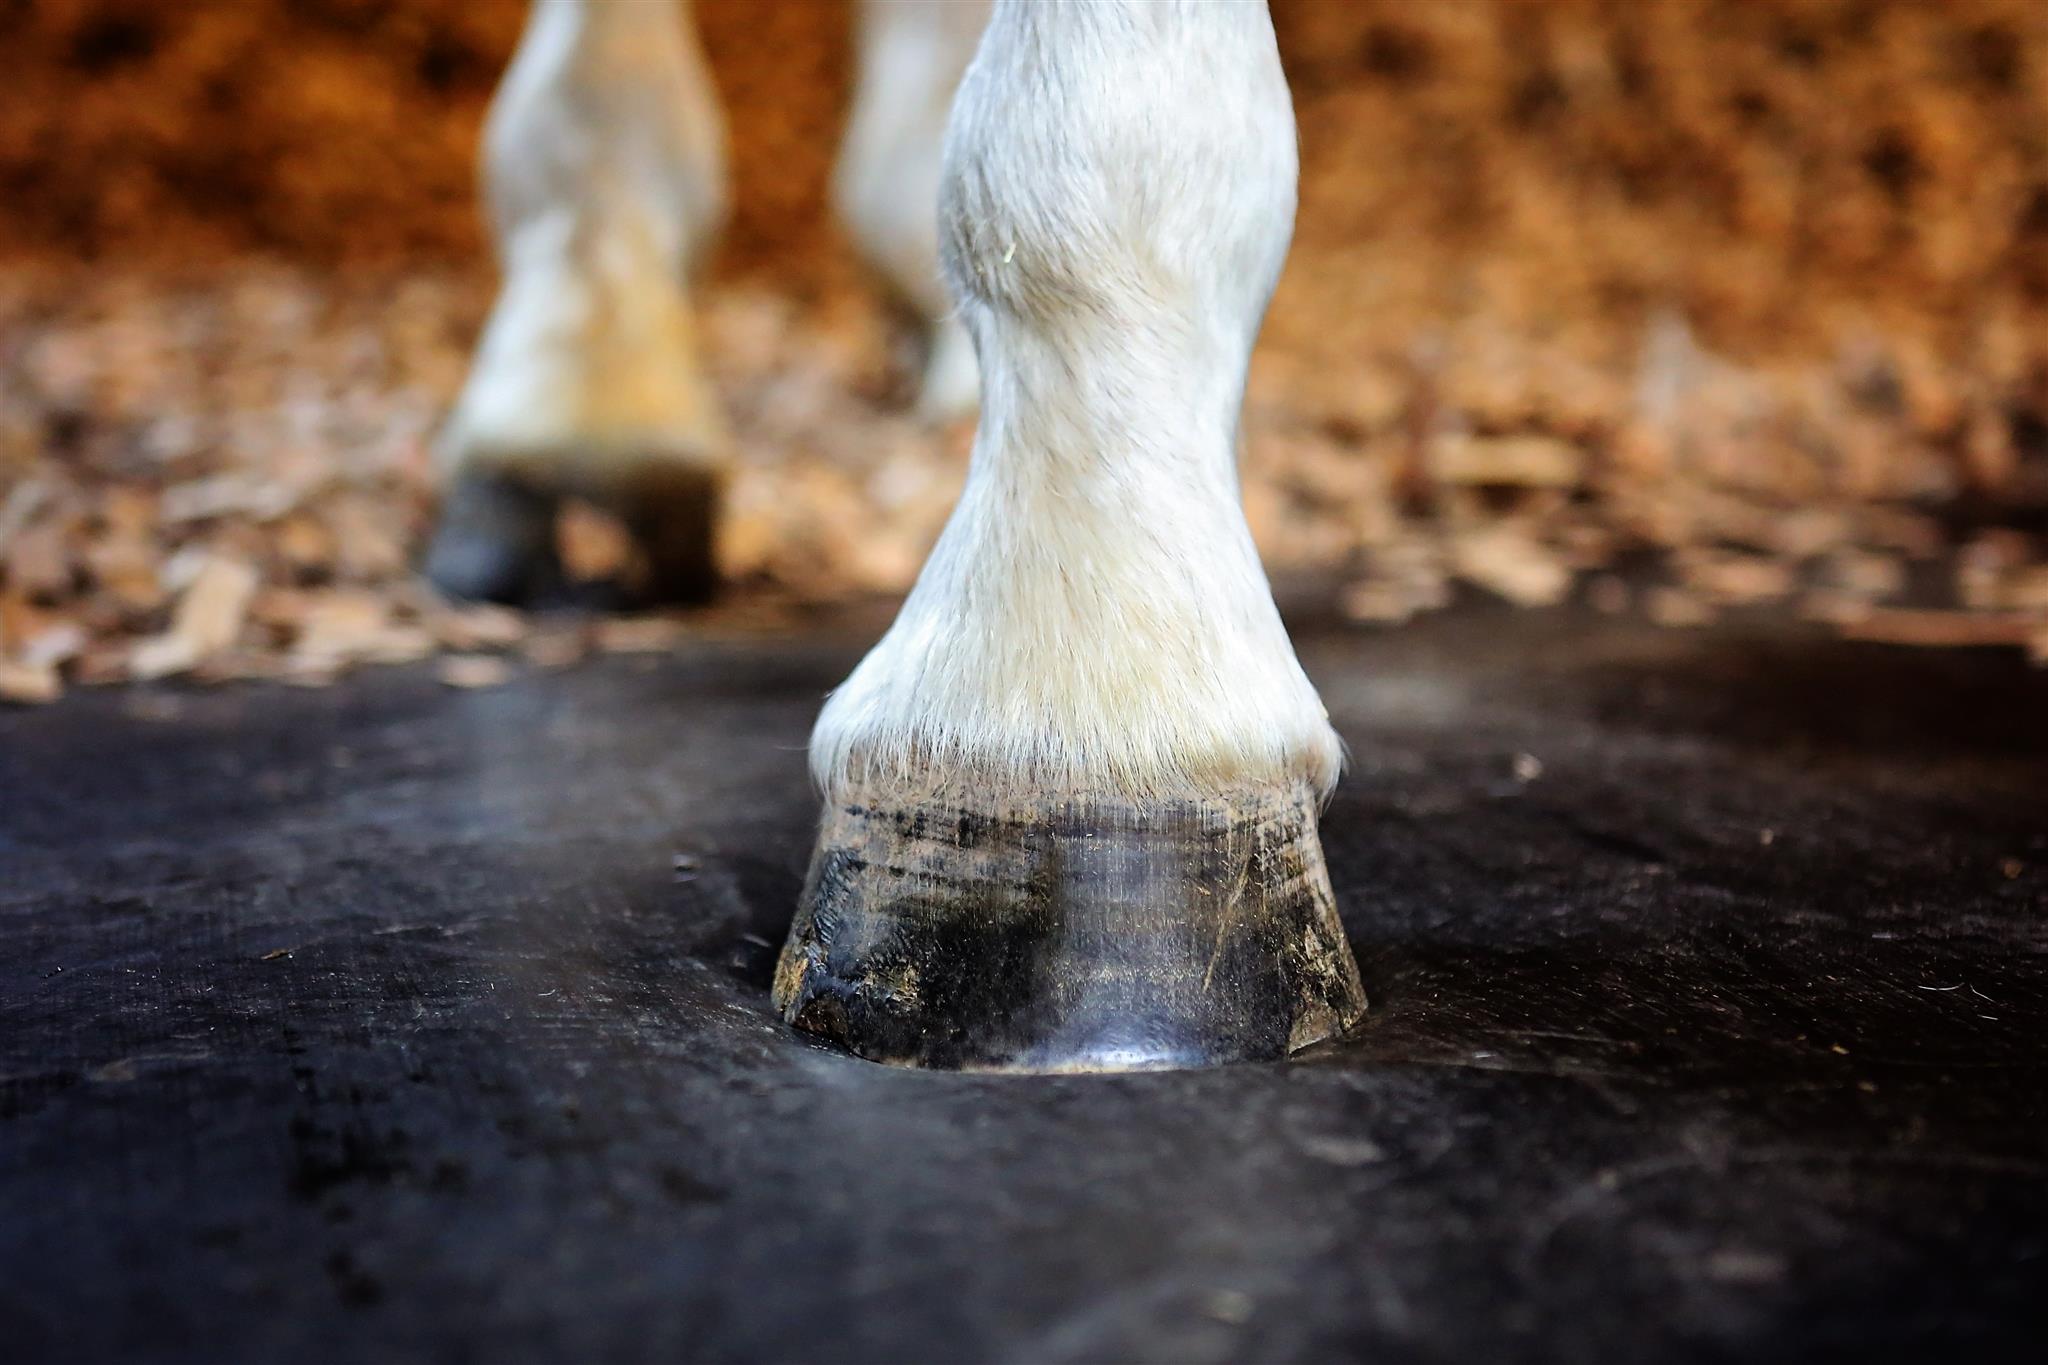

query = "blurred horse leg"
[[835, 0, 989, 422], [429, 0, 728, 604]]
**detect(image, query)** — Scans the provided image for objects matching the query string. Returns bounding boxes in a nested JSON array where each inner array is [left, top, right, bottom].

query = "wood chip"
[[1338, 579, 1417, 625], [0, 481, 52, 556], [437, 654, 514, 689], [84, 535, 166, 612], [1430, 434, 1582, 489], [1840, 610, 2044, 650], [0, 659, 60, 705], [1800, 590, 1878, 627], [161, 475, 300, 524], [1678, 551, 1795, 606], [290, 590, 391, 664], [521, 629, 588, 670], [18, 620, 85, 669], [427, 602, 528, 651], [1450, 527, 1572, 607], [275, 514, 337, 575], [325, 495, 411, 580], [4, 521, 74, 600], [1820, 549, 1906, 601], [1647, 587, 1715, 628], [130, 555, 258, 680], [595, 616, 690, 653], [1588, 576, 1631, 615]]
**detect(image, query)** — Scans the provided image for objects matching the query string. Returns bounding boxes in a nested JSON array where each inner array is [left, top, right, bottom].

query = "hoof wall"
[[424, 463, 722, 607], [774, 788, 1366, 1072], [423, 471, 560, 605], [612, 464, 721, 607]]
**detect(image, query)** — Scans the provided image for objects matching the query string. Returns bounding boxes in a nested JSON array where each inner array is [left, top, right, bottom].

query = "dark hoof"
[[773, 787, 1366, 1072], [423, 470, 561, 604], [613, 463, 722, 606], [425, 462, 723, 607]]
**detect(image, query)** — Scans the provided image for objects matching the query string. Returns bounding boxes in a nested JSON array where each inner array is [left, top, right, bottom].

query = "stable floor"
[[4, 604, 2046, 1363]]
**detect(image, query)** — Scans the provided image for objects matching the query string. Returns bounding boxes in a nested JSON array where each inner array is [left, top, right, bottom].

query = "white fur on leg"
[[812, 0, 1341, 804], [915, 314, 979, 423], [441, 0, 728, 493], [836, 0, 990, 422]]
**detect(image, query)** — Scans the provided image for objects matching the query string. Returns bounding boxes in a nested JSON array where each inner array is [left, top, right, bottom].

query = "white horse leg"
[[778, 0, 1365, 1071], [429, 0, 728, 603], [835, 0, 989, 422]]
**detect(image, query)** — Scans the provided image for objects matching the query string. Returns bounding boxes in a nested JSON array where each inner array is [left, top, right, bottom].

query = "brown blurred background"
[[4, 0, 2048, 699]]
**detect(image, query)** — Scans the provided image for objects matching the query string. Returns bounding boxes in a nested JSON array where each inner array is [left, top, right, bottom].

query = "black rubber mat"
[[5, 603, 2044, 1363]]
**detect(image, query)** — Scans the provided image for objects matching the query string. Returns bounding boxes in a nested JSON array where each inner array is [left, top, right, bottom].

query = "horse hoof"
[[773, 786, 1366, 1072], [423, 470, 561, 605], [610, 463, 723, 607], [425, 462, 723, 607]]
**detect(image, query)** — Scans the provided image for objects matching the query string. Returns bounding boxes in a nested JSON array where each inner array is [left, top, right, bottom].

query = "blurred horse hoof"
[[611, 462, 723, 607], [423, 470, 561, 605], [425, 461, 723, 608]]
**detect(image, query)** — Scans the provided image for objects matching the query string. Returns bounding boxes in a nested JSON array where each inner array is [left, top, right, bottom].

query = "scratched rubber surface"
[[5, 605, 2046, 1363]]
